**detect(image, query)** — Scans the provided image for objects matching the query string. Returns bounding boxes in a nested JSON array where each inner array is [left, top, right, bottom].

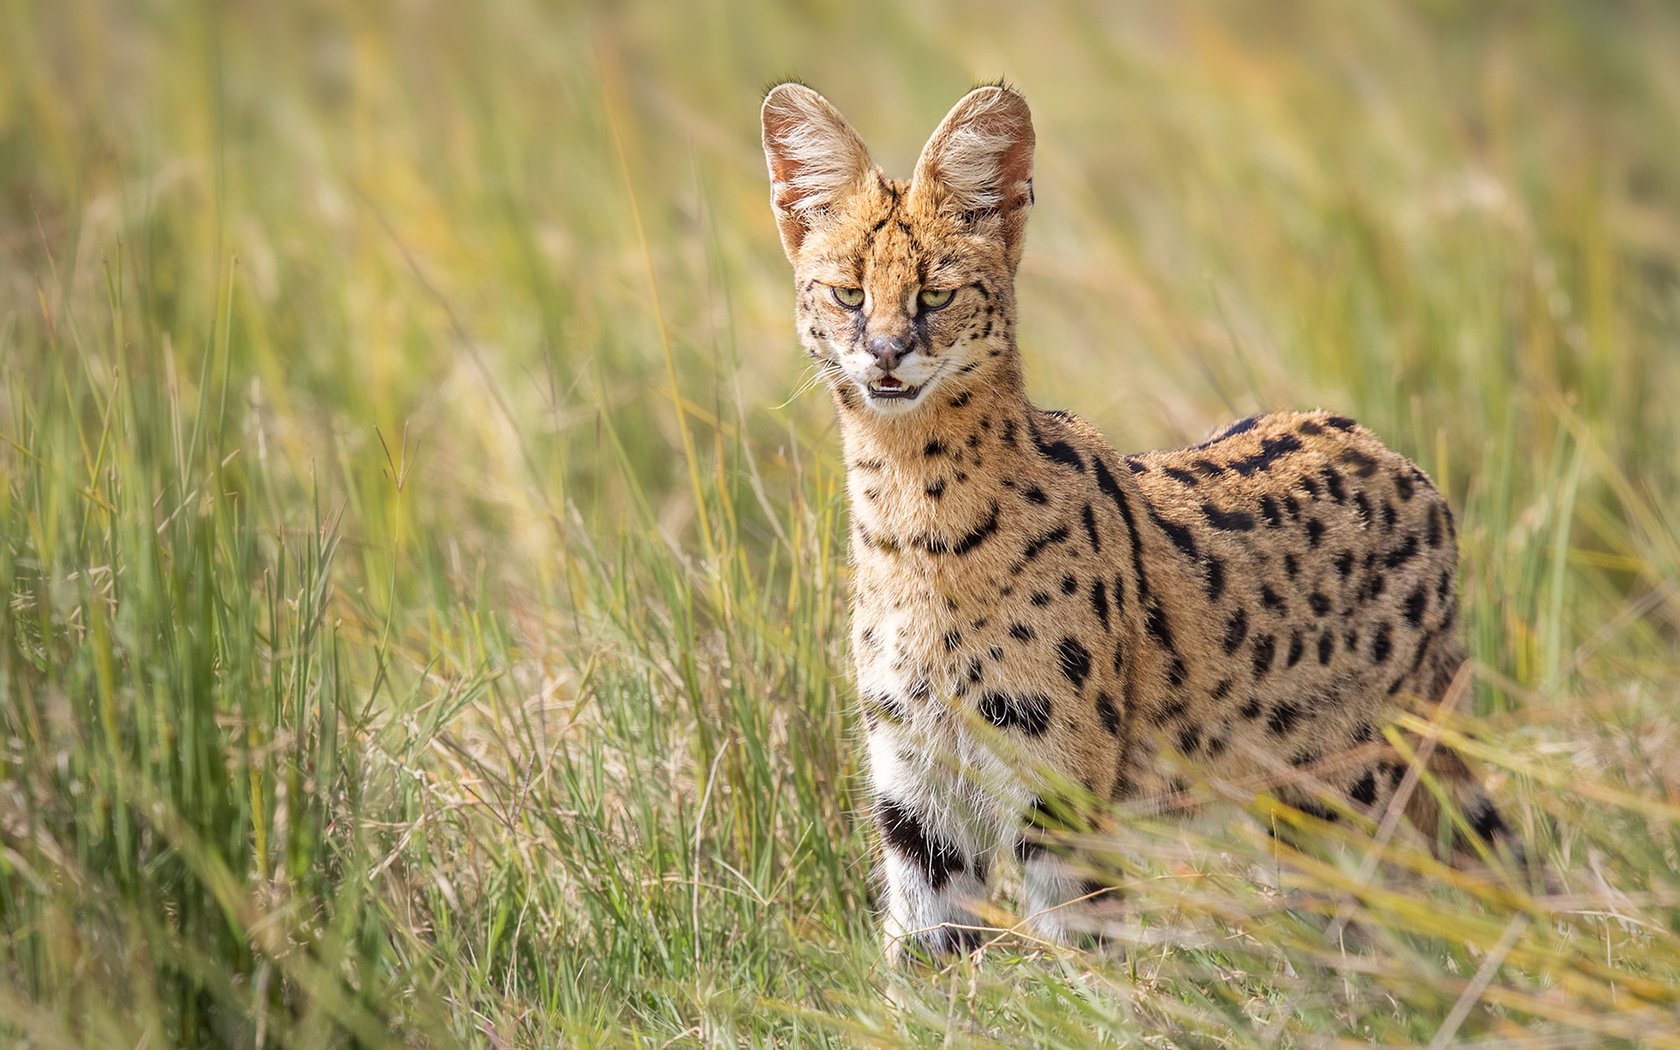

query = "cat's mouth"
[[866, 375, 922, 401]]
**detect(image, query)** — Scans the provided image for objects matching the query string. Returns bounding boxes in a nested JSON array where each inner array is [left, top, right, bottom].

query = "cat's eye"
[[832, 286, 865, 308], [918, 288, 955, 311]]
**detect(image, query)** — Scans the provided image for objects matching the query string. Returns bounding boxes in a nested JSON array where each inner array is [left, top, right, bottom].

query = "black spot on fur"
[[1022, 485, 1049, 505], [1371, 622, 1393, 664], [1361, 570, 1386, 602], [1061, 573, 1078, 595], [1267, 700, 1302, 736], [1286, 631, 1304, 668], [1468, 798, 1509, 844], [1384, 534, 1420, 569], [1090, 579, 1111, 630], [925, 478, 946, 499], [1165, 467, 1199, 486], [924, 438, 948, 458], [1351, 770, 1378, 806], [1305, 518, 1326, 548], [1081, 503, 1101, 552], [920, 502, 1001, 556], [1009, 623, 1034, 642], [1022, 524, 1070, 561], [1239, 695, 1263, 719], [1030, 419, 1086, 472], [1403, 584, 1428, 627], [1202, 502, 1255, 531], [1295, 799, 1340, 823], [1177, 725, 1202, 756], [979, 692, 1053, 736], [1150, 510, 1200, 561], [943, 629, 962, 652], [1427, 505, 1445, 548], [1309, 591, 1331, 616], [1259, 496, 1283, 527], [1395, 472, 1415, 501], [1203, 554, 1225, 602], [1227, 434, 1303, 476], [1335, 549, 1355, 577], [1284, 552, 1299, 578], [1095, 691, 1121, 735], [1260, 585, 1287, 613], [1325, 415, 1357, 432], [1196, 415, 1260, 448], [1166, 657, 1188, 688], [1252, 634, 1276, 678], [1057, 638, 1093, 689], [948, 390, 972, 409], [1030, 591, 1052, 607], [1153, 694, 1187, 726], [1322, 465, 1347, 503], [1222, 608, 1249, 655], [1211, 679, 1233, 701], [1093, 457, 1152, 609], [1318, 630, 1334, 665], [877, 799, 965, 891]]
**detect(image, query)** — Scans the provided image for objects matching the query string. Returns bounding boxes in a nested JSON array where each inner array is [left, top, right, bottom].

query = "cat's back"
[[1111, 410, 1464, 753]]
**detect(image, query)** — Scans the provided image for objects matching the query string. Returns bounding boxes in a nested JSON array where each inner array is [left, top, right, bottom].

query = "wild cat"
[[759, 81, 1520, 963]]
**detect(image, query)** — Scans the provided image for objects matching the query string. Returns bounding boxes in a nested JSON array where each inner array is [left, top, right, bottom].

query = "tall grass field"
[[4, 2, 1680, 1046]]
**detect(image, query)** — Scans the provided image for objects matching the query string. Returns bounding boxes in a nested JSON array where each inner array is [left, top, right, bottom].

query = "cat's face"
[[762, 84, 1034, 416]]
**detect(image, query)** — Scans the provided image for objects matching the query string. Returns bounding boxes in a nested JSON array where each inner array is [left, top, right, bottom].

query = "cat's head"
[[761, 82, 1034, 417]]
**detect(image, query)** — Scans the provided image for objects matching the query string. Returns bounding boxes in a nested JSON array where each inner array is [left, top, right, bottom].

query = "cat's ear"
[[910, 84, 1035, 270], [761, 83, 875, 258]]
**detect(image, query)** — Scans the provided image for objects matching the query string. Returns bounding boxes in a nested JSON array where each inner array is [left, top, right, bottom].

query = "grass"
[[3, 0, 1680, 1045]]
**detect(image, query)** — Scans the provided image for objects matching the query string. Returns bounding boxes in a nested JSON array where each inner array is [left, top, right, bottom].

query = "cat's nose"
[[868, 335, 907, 372]]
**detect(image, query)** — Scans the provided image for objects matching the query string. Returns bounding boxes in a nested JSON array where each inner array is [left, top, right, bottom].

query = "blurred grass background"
[[4, 0, 1680, 1046]]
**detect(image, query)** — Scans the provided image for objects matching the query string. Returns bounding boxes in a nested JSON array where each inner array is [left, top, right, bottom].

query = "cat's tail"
[[1401, 745, 1532, 873]]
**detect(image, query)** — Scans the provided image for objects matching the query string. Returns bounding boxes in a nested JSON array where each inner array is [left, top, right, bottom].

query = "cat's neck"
[[835, 360, 1038, 551]]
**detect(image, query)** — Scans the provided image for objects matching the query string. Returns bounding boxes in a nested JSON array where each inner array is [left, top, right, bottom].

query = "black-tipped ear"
[[909, 85, 1035, 271], [760, 83, 875, 259]]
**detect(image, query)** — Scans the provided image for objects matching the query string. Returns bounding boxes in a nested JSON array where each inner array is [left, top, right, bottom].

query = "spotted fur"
[[761, 82, 1519, 965]]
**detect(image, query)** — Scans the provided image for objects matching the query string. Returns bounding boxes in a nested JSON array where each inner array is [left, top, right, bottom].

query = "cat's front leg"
[[869, 734, 990, 965]]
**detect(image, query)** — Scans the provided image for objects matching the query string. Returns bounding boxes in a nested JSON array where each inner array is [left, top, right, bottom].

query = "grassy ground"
[[4, 1, 1680, 1046]]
